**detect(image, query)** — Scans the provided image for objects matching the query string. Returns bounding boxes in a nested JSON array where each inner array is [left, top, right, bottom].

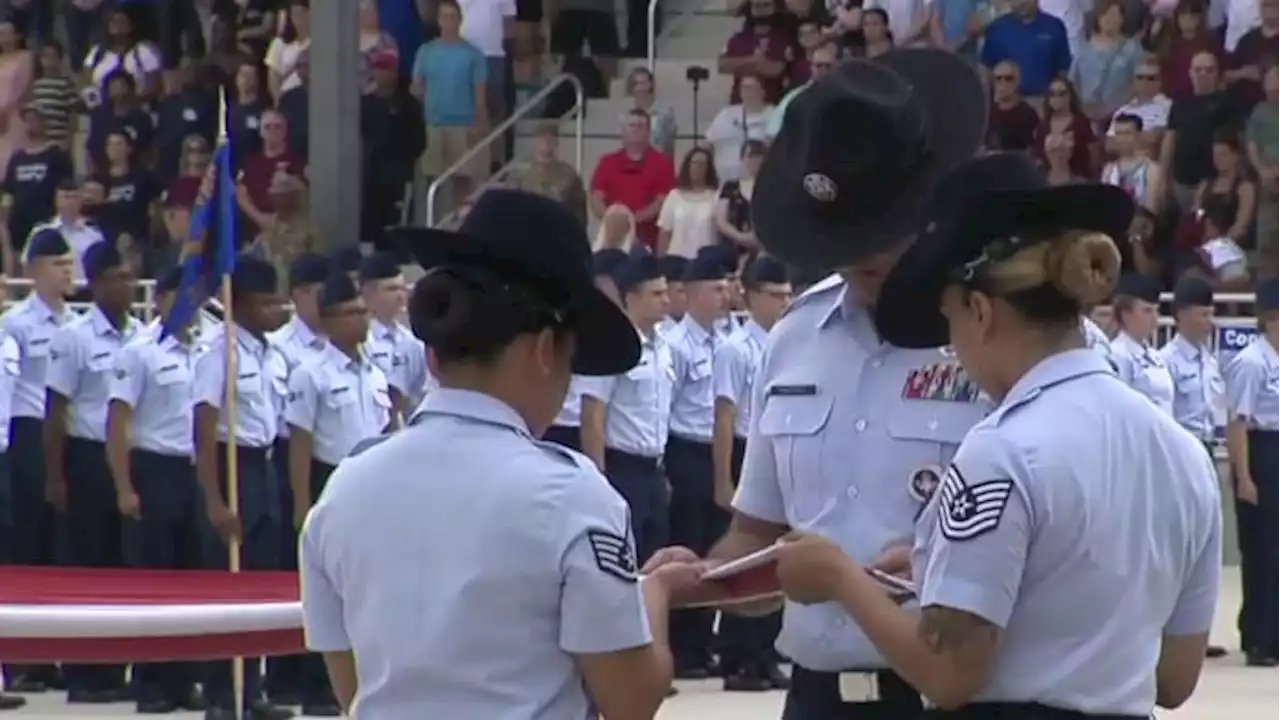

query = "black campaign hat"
[[753, 49, 988, 269], [387, 189, 640, 376], [873, 153, 1134, 349]]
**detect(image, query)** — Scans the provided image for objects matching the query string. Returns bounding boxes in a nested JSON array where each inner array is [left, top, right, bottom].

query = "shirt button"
[[854, 419, 868, 432], [870, 358, 883, 368], [927, 419, 939, 431], [846, 486, 858, 499]]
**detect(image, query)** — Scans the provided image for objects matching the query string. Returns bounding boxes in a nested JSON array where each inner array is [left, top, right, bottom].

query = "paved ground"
[[9, 570, 1276, 718]]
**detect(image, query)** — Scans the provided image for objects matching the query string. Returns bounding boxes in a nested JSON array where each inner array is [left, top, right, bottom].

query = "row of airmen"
[[1093, 273, 1280, 667], [544, 245, 798, 691], [0, 228, 432, 719]]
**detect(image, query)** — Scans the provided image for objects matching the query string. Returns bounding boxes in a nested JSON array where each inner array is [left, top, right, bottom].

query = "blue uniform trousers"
[[0, 450, 10, 563], [784, 667, 922, 719], [717, 436, 782, 676], [664, 435, 724, 672], [121, 450, 206, 705], [204, 443, 282, 711], [542, 424, 581, 452], [63, 437, 128, 694], [1237, 430, 1279, 656], [4, 417, 60, 685], [603, 448, 668, 565], [921, 705, 1146, 718], [265, 437, 303, 701]]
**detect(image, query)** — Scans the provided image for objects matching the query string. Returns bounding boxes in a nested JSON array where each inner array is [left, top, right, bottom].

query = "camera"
[[686, 66, 710, 83]]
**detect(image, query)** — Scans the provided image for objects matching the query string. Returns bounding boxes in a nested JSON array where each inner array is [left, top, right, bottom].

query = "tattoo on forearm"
[[919, 607, 998, 663]]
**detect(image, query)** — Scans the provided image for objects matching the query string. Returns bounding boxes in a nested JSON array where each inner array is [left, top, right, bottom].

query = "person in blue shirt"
[[1224, 278, 1279, 667], [980, 0, 1072, 97]]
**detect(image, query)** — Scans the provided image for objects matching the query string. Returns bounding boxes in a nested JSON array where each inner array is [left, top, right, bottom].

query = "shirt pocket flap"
[[757, 394, 833, 437], [888, 404, 976, 445], [325, 386, 356, 407]]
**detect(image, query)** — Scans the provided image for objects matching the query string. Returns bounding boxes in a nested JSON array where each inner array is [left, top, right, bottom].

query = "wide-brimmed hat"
[[752, 48, 987, 269], [872, 153, 1135, 349], [387, 190, 640, 375]]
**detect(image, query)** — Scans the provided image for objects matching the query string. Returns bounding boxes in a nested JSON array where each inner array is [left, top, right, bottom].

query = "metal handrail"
[[425, 73, 585, 228], [4, 278, 159, 321], [648, 0, 661, 72]]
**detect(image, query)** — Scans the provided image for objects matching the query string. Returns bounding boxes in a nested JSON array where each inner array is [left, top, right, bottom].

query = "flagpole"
[[217, 85, 245, 720]]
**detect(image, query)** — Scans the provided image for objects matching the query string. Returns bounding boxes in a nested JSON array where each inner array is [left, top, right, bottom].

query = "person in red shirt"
[[235, 107, 307, 245], [987, 60, 1040, 151], [590, 109, 675, 251], [717, 0, 791, 104]]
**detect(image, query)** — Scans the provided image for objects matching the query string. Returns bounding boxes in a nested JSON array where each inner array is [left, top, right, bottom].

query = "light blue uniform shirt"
[[712, 318, 769, 438], [1224, 337, 1280, 431], [366, 317, 431, 411], [1, 295, 74, 419], [578, 329, 675, 458], [1081, 316, 1113, 367], [913, 349, 1222, 715], [285, 345, 393, 466], [1110, 331, 1175, 416], [1159, 334, 1226, 440], [552, 376, 586, 428], [0, 335, 20, 451], [45, 306, 142, 442], [667, 316, 721, 443], [108, 332, 202, 457], [193, 327, 280, 447], [299, 389, 651, 719], [732, 276, 988, 670], [268, 317, 328, 440]]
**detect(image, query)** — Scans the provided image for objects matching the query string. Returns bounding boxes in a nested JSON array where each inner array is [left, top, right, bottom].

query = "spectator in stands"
[[254, 172, 318, 283], [621, 68, 677, 160], [929, 0, 987, 58], [980, 0, 1071, 99], [718, 0, 791, 104], [1147, 0, 1220, 101], [1034, 77, 1100, 178], [411, 0, 490, 209], [0, 19, 30, 181], [505, 122, 587, 226], [266, 0, 311, 103], [26, 179, 104, 281], [1102, 113, 1167, 213], [211, 0, 276, 62], [854, 7, 894, 57], [551, 0, 622, 86], [360, 50, 425, 253], [83, 131, 159, 274], [1218, 0, 1261, 53], [83, 7, 162, 104], [87, 70, 155, 174], [787, 20, 824, 84], [767, 40, 835, 139], [589, 108, 675, 251], [657, 147, 719, 258], [1247, 63, 1278, 273], [279, 48, 310, 162], [458, 0, 514, 172], [359, 0, 400, 91], [3, 107, 72, 271], [1042, 132, 1088, 185], [1224, 0, 1277, 107], [1161, 50, 1236, 210], [28, 41, 77, 152], [228, 59, 269, 169], [1071, 0, 1143, 127], [1106, 60, 1173, 150], [1195, 195, 1250, 285], [987, 60, 1040, 151], [163, 134, 211, 210], [715, 138, 764, 255], [154, 65, 218, 187], [236, 108, 307, 243], [154, 193, 191, 276], [705, 73, 773, 180], [1190, 129, 1258, 249], [593, 203, 637, 251]]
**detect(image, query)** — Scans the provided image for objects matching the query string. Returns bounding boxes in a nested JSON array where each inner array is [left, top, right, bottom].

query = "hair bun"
[[409, 269, 472, 343], [1044, 232, 1121, 308]]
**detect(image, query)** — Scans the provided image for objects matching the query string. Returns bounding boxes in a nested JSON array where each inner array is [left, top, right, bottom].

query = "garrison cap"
[[230, 255, 279, 295], [26, 228, 70, 258], [616, 253, 664, 295], [289, 252, 335, 290], [318, 273, 360, 312], [358, 252, 402, 283], [1172, 276, 1214, 310], [83, 241, 126, 281], [1114, 274, 1162, 304]]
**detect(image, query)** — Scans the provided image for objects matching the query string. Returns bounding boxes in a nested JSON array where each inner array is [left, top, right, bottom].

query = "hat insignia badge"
[[802, 173, 837, 203]]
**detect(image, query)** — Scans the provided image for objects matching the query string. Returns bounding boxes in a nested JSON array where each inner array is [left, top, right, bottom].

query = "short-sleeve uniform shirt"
[[45, 306, 143, 441]]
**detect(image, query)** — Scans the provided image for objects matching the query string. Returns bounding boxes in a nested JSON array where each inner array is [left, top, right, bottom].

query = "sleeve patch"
[[587, 529, 638, 583], [938, 465, 1014, 542]]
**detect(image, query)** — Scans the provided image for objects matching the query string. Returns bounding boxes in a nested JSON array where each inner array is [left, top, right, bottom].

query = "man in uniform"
[[649, 49, 990, 718], [264, 252, 333, 707], [0, 229, 74, 692], [192, 256, 294, 720], [579, 253, 674, 566], [332, 247, 363, 286], [657, 255, 689, 337], [711, 255, 792, 692], [0, 276, 23, 712], [301, 190, 700, 717], [105, 266, 207, 713], [360, 252, 429, 421], [44, 241, 141, 703]]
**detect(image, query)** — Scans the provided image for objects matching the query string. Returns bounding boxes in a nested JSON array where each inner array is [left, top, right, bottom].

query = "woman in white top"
[[83, 8, 162, 105], [593, 204, 637, 252], [705, 73, 775, 181], [359, 0, 399, 91], [266, 0, 312, 102], [657, 147, 719, 258]]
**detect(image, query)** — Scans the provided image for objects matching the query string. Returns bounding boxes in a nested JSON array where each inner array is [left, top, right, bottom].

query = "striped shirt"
[[28, 76, 79, 147]]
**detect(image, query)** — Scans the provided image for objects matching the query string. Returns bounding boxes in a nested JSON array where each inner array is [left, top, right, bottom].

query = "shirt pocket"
[[86, 347, 115, 374], [756, 393, 833, 521], [236, 371, 265, 398], [887, 403, 975, 503], [325, 386, 356, 410]]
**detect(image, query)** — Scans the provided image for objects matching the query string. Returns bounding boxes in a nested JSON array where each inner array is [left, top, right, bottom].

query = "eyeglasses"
[[1135, 73, 1158, 81]]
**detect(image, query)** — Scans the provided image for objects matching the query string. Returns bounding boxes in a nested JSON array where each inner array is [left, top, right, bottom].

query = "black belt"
[[604, 447, 662, 471], [923, 704, 1146, 719], [217, 442, 271, 461]]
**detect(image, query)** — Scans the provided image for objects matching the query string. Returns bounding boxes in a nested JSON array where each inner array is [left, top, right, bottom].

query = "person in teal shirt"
[[410, 0, 488, 129]]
